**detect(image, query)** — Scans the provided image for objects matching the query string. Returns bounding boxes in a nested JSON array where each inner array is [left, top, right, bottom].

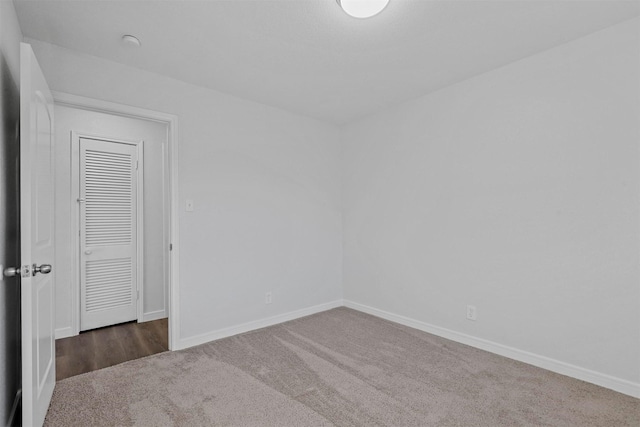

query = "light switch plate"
[[185, 199, 194, 212]]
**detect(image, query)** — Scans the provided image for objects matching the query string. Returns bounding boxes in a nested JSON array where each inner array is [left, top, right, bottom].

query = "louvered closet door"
[[80, 137, 138, 331]]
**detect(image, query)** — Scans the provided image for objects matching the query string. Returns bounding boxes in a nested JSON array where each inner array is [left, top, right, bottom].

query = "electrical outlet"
[[466, 305, 477, 321], [265, 292, 272, 305]]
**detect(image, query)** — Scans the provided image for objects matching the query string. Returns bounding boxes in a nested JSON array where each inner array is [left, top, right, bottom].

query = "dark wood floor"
[[55, 318, 168, 381]]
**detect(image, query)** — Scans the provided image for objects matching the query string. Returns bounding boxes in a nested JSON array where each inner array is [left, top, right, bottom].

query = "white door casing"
[[78, 136, 142, 331], [52, 91, 179, 351], [20, 42, 56, 427]]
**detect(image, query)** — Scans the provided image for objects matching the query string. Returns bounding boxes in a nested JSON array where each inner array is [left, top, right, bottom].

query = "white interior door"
[[79, 137, 139, 331], [19, 42, 56, 427]]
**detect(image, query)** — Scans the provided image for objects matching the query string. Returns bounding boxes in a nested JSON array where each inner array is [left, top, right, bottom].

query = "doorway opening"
[[51, 92, 179, 363]]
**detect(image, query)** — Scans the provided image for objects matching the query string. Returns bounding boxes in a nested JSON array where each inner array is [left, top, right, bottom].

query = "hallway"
[[55, 318, 168, 381]]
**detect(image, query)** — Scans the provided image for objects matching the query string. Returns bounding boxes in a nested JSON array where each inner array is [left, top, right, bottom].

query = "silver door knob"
[[33, 264, 52, 275], [4, 266, 21, 277], [4, 265, 31, 278], [84, 250, 92, 255]]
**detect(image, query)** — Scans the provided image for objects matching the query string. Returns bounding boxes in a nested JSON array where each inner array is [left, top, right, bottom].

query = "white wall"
[[342, 17, 640, 387], [54, 105, 169, 336], [28, 39, 343, 345], [0, 1, 23, 424]]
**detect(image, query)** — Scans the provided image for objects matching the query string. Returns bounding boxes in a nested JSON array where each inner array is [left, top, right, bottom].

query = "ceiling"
[[14, 0, 640, 125]]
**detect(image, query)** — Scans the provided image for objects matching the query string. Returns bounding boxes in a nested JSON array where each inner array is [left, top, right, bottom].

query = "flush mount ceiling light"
[[122, 34, 141, 47], [337, 0, 390, 18]]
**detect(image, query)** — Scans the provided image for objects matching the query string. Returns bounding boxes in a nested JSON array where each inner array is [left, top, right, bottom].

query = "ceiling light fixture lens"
[[122, 34, 141, 47], [337, 0, 389, 19]]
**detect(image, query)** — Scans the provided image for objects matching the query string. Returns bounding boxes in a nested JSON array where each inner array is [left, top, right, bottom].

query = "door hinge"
[[169, 243, 173, 251], [136, 160, 139, 170], [137, 290, 140, 300]]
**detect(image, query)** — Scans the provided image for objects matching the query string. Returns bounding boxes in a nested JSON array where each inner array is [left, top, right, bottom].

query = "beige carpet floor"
[[45, 307, 639, 426]]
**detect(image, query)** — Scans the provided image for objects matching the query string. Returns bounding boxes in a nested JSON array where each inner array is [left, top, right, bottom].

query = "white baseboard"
[[142, 309, 167, 323], [343, 300, 640, 398], [55, 326, 76, 340], [176, 300, 343, 350], [55, 310, 167, 338]]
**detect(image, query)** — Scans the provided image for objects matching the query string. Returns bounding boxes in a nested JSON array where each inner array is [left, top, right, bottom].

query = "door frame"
[[71, 133, 145, 330], [53, 91, 180, 350]]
